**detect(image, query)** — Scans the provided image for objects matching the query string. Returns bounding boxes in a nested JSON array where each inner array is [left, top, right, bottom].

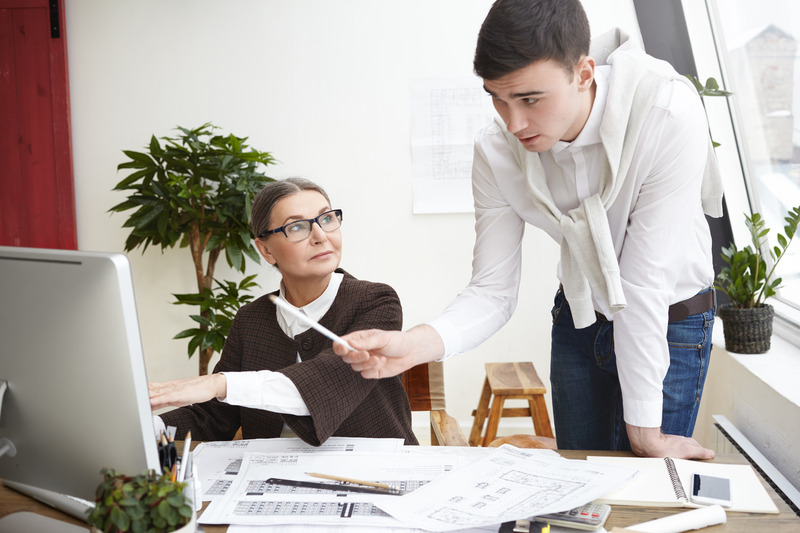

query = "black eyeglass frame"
[[258, 209, 343, 240]]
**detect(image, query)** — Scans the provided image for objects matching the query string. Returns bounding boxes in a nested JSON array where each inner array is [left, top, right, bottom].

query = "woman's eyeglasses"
[[259, 209, 343, 242]]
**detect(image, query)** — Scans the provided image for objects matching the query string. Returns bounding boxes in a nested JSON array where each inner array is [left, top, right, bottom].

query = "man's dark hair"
[[474, 0, 591, 80]]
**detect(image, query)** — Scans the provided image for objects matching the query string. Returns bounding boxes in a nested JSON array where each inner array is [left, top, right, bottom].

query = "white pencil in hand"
[[268, 294, 355, 351]]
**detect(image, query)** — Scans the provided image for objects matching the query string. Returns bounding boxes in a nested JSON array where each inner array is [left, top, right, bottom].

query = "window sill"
[[712, 321, 800, 410], [701, 323, 800, 491]]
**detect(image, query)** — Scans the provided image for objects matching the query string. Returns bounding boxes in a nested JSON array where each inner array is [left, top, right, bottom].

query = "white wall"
[[64, 0, 641, 430]]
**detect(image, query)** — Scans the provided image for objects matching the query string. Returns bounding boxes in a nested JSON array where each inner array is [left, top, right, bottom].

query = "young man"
[[336, 0, 722, 459]]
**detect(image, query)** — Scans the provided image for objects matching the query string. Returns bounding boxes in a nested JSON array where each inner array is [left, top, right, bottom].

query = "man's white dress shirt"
[[429, 64, 715, 428]]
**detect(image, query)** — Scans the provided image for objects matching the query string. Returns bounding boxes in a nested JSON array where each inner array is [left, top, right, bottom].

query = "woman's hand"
[[149, 374, 227, 410]]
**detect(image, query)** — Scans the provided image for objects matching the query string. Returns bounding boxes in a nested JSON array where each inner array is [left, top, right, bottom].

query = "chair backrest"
[[401, 361, 468, 446], [401, 361, 446, 412]]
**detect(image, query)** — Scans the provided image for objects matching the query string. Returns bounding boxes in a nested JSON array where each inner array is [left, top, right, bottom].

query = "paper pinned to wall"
[[410, 76, 497, 214]]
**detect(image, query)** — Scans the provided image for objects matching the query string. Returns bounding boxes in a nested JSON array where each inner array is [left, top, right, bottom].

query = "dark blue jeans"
[[549, 287, 715, 451]]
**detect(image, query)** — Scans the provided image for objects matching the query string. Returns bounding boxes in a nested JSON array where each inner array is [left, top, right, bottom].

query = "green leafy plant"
[[686, 75, 733, 148], [686, 75, 732, 98], [88, 469, 192, 533], [173, 275, 259, 356], [716, 206, 800, 308], [110, 123, 275, 374]]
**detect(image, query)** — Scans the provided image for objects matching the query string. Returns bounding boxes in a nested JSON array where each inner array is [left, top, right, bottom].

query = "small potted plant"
[[88, 468, 194, 533], [715, 205, 800, 353]]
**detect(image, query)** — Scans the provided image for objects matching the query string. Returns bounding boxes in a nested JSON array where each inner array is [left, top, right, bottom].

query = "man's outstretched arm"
[[333, 324, 444, 378]]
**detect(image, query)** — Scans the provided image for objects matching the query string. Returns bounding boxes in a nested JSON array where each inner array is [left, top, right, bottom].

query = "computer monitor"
[[0, 246, 161, 509]]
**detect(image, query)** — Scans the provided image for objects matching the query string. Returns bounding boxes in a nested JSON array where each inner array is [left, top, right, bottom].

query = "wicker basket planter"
[[718, 304, 774, 354]]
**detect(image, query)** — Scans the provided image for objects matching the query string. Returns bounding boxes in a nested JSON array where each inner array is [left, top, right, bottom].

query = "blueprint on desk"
[[193, 439, 633, 531]]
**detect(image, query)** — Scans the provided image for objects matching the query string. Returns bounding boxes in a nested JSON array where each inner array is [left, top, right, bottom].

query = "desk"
[[2, 450, 798, 532]]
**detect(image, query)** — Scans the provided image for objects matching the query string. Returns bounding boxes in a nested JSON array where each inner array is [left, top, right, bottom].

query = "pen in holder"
[[157, 429, 177, 475], [177, 431, 192, 482]]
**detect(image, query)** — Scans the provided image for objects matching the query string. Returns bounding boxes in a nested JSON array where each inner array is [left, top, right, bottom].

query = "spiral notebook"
[[586, 456, 778, 514]]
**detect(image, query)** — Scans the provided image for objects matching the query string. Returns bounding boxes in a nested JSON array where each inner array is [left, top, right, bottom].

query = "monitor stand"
[[0, 511, 86, 533], [2, 479, 93, 522]]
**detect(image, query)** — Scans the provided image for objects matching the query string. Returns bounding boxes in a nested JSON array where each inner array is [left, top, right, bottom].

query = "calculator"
[[534, 501, 611, 530]]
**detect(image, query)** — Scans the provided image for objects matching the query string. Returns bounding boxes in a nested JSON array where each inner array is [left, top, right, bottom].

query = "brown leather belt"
[[667, 289, 715, 322], [560, 285, 716, 324]]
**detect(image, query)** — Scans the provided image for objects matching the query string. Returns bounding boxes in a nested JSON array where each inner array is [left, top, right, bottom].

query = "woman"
[[149, 177, 417, 445]]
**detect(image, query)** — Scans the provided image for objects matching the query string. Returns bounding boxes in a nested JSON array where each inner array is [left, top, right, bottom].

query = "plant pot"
[[718, 303, 774, 354]]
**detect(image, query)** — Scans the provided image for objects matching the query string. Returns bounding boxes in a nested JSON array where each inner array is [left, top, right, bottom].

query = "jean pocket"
[[667, 310, 713, 349], [594, 322, 615, 364], [551, 289, 566, 325]]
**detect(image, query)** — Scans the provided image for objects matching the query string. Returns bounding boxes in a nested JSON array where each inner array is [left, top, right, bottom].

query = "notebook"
[[587, 456, 778, 514]]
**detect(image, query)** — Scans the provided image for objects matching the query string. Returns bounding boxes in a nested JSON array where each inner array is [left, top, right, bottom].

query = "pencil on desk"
[[306, 472, 392, 490]]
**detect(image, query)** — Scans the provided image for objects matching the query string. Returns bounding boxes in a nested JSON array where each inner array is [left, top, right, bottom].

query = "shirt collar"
[[276, 272, 344, 338], [551, 65, 610, 153]]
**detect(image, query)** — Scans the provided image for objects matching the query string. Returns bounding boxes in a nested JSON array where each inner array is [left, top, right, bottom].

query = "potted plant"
[[686, 75, 732, 147], [715, 206, 800, 353], [88, 468, 194, 533], [110, 123, 275, 374]]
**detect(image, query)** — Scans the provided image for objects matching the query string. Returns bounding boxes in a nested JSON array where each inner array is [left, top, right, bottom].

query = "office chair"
[[401, 361, 469, 446]]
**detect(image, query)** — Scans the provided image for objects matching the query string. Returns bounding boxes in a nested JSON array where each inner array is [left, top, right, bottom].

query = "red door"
[[0, 0, 76, 249]]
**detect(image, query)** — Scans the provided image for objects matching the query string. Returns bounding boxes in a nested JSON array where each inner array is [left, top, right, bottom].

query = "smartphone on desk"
[[689, 473, 732, 507]]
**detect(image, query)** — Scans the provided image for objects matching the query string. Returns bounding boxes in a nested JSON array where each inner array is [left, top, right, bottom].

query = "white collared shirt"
[[222, 272, 345, 416], [429, 66, 714, 427]]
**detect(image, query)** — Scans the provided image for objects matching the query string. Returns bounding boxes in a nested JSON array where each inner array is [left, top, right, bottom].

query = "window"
[[686, 0, 800, 337]]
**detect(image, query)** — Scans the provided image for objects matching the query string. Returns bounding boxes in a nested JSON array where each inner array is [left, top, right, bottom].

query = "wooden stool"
[[487, 434, 557, 450], [469, 362, 554, 447]]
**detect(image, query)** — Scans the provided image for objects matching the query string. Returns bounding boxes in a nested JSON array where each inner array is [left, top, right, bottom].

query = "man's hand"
[[149, 374, 227, 410], [333, 324, 445, 379], [627, 424, 715, 459]]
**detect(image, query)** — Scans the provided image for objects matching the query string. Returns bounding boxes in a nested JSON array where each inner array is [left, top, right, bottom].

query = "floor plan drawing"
[[199, 450, 466, 527], [379, 445, 636, 532]]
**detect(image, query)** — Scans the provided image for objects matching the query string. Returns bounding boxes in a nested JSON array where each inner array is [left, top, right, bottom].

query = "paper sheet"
[[227, 525, 498, 533], [379, 445, 636, 532], [193, 437, 404, 501], [193, 441, 630, 531], [199, 449, 472, 526], [226, 525, 598, 533], [410, 76, 497, 214]]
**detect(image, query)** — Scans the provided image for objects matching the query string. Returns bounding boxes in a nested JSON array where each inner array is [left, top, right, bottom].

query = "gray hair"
[[251, 177, 331, 239]]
